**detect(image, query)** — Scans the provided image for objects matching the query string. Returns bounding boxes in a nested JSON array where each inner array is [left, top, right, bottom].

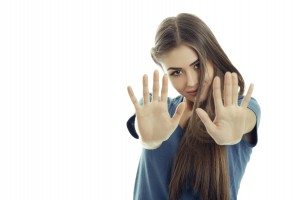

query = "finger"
[[143, 74, 150, 105], [196, 108, 217, 134], [213, 76, 223, 114], [161, 73, 168, 102], [232, 73, 239, 105], [241, 83, 254, 108], [171, 102, 186, 124], [152, 70, 159, 101], [127, 86, 141, 111], [224, 72, 232, 106]]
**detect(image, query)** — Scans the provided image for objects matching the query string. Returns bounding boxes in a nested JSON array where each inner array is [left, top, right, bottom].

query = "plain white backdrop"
[[0, 0, 299, 199]]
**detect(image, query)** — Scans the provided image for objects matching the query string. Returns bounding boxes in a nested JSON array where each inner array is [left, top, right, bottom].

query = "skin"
[[160, 44, 257, 145], [160, 44, 214, 105], [127, 44, 257, 147], [159, 44, 214, 129]]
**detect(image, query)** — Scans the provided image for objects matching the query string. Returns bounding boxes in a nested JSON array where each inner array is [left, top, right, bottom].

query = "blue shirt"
[[126, 95, 261, 200]]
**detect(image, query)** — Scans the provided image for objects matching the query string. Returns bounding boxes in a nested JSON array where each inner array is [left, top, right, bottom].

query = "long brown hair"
[[151, 13, 245, 200]]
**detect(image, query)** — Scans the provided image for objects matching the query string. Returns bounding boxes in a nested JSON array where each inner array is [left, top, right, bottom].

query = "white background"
[[0, 0, 299, 199]]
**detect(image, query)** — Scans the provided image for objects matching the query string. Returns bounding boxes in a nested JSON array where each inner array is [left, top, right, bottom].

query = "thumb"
[[196, 108, 216, 133], [171, 102, 186, 124]]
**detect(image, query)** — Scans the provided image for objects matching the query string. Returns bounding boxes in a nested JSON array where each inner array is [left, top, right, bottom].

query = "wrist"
[[140, 140, 163, 150]]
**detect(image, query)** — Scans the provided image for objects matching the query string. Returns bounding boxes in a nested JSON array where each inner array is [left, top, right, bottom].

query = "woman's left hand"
[[196, 72, 254, 145]]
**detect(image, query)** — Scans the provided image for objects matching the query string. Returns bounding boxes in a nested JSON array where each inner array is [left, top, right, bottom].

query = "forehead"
[[160, 45, 198, 69]]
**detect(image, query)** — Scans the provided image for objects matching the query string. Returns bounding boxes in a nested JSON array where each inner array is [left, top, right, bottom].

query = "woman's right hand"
[[127, 70, 186, 147]]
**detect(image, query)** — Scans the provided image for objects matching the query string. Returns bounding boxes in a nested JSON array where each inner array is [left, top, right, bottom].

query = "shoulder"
[[170, 95, 184, 106], [168, 95, 184, 115]]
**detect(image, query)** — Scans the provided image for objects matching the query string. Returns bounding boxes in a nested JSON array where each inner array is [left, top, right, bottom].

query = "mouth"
[[187, 90, 197, 96]]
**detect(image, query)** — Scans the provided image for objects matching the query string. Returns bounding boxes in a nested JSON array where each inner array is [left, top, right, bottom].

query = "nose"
[[186, 70, 199, 87]]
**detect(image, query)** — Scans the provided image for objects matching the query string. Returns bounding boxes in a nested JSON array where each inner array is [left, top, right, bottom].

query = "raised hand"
[[127, 70, 186, 147], [196, 72, 254, 145]]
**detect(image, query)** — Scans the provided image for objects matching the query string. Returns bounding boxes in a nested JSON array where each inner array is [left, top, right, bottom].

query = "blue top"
[[126, 95, 261, 200]]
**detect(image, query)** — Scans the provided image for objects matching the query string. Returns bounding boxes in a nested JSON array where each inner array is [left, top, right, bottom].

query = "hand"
[[127, 70, 186, 146], [179, 97, 194, 129], [196, 72, 254, 145]]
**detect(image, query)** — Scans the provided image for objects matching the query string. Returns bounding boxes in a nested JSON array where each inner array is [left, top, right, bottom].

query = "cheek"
[[201, 75, 213, 93], [204, 69, 214, 86], [169, 78, 185, 92], [204, 77, 212, 86], [203, 78, 213, 90]]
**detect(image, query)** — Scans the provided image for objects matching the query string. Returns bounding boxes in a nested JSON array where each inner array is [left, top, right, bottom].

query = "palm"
[[196, 72, 254, 145], [127, 70, 186, 145], [136, 102, 175, 143], [211, 105, 247, 144]]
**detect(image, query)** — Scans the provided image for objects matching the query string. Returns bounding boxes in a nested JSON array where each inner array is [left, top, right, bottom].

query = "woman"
[[126, 13, 261, 200]]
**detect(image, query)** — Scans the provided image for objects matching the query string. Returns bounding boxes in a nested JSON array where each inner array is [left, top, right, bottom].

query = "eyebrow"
[[167, 59, 200, 71]]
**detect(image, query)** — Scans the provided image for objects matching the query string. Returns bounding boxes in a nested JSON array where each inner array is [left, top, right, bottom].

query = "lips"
[[186, 90, 198, 97], [188, 92, 197, 95], [186, 89, 198, 93], [187, 90, 197, 93]]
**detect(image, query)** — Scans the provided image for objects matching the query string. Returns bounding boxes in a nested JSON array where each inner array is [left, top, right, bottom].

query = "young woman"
[[126, 13, 261, 200]]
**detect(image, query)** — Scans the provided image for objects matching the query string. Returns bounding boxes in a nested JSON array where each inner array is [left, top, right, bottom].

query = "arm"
[[195, 72, 260, 146]]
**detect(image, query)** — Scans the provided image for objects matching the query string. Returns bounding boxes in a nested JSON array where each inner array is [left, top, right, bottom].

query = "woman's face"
[[160, 44, 214, 103]]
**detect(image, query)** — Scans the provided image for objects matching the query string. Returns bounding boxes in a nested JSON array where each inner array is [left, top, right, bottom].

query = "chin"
[[189, 94, 206, 103], [189, 97, 196, 102], [184, 95, 196, 103], [182, 92, 205, 103]]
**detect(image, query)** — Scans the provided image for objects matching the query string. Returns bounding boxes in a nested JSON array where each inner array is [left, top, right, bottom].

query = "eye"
[[194, 63, 201, 70], [170, 70, 182, 77]]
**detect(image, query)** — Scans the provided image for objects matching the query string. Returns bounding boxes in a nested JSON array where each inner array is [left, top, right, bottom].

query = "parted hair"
[[151, 13, 245, 200]]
